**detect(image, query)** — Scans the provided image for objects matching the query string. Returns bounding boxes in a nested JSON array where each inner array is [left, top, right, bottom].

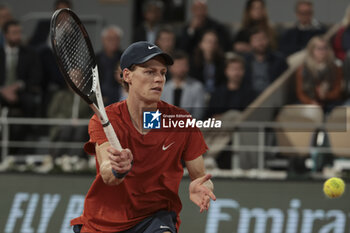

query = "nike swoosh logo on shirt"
[[160, 225, 170, 229], [162, 142, 175, 151], [148, 45, 157, 49]]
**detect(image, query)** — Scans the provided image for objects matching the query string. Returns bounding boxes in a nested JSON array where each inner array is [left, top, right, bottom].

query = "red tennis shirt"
[[71, 100, 208, 232]]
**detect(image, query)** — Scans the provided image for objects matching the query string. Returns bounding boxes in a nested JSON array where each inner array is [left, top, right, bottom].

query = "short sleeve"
[[182, 128, 208, 161], [83, 115, 108, 155]]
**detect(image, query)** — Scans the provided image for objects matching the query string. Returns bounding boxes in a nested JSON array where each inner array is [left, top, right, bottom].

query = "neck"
[[145, 21, 156, 29], [227, 80, 240, 90], [298, 21, 312, 27], [254, 53, 266, 62], [104, 50, 115, 58], [316, 61, 327, 70], [126, 94, 158, 134], [203, 51, 213, 61], [5, 43, 18, 49]]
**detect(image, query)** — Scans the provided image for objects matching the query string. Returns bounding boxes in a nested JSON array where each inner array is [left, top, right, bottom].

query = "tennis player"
[[71, 41, 215, 233]]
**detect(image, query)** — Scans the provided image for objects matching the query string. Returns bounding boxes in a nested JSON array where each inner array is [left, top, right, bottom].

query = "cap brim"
[[135, 52, 174, 66]]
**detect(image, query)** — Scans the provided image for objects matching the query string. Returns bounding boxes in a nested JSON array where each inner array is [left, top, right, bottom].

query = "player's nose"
[[154, 72, 165, 83]]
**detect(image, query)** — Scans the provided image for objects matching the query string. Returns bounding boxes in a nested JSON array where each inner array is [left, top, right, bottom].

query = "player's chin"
[[146, 94, 161, 103]]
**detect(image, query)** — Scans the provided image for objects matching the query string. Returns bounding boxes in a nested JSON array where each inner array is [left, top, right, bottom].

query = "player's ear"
[[123, 69, 132, 85]]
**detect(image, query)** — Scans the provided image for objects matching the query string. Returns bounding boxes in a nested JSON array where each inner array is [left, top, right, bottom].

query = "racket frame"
[[50, 8, 122, 150]]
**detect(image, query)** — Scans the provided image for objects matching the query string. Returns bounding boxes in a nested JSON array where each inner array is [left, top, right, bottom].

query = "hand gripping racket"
[[50, 8, 122, 151]]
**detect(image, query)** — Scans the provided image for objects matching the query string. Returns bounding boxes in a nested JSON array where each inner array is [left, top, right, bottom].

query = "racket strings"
[[54, 13, 94, 95]]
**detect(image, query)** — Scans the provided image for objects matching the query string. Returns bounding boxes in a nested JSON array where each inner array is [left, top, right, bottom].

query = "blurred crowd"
[[1, 0, 350, 172]]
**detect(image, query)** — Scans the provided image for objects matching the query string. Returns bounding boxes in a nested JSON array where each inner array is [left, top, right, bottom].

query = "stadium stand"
[[0, 0, 349, 178], [275, 104, 323, 156]]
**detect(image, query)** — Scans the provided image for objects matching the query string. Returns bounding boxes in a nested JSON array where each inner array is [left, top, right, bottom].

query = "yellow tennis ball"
[[323, 177, 345, 198]]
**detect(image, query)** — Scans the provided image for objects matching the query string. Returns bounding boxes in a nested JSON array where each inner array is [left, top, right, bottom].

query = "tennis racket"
[[50, 8, 122, 151]]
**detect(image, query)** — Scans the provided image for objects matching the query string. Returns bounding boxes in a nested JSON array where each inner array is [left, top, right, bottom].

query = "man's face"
[[225, 62, 245, 84], [5, 24, 22, 47], [169, 58, 189, 79], [296, 3, 313, 25], [144, 5, 162, 24], [125, 56, 167, 103], [250, 31, 269, 54], [192, 1, 207, 20], [156, 32, 175, 54], [102, 29, 120, 54], [0, 8, 12, 27]]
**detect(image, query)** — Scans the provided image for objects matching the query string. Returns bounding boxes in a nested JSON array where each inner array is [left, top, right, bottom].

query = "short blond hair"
[[225, 52, 245, 68]]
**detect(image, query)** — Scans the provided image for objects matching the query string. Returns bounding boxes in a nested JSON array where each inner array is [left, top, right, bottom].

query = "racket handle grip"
[[103, 123, 123, 151]]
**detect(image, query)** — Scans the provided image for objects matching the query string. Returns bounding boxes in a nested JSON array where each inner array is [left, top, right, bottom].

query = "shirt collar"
[[4, 43, 19, 54], [296, 19, 322, 30]]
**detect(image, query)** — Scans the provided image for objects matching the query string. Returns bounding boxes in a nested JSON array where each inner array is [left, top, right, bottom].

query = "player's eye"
[[145, 70, 154, 75]]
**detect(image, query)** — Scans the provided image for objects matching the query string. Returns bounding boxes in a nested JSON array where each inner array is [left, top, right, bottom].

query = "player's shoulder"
[[90, 100, 126, 122], [105, 100, 126, 114]]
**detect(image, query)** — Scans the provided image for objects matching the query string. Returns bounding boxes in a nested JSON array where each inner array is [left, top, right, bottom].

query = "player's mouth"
[[150, 87, 162, 93]]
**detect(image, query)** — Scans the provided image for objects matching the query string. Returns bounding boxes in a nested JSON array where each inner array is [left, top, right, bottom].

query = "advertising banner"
[[0, 174, 349, 233]]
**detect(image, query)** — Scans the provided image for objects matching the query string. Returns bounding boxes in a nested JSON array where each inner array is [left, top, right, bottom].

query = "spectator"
[[245, 27, 288, 99], [96, 25, 123, 106], [155, 26, 176, 80], [189, 30, 225, 94], [296, 36, 343, 111], [206, 53, 253, 118], [0, 20, 43, 117], [0, 4, 12, 47], [133, 0, 164, 43], [161, 51, 205, 119], [279, 0, 326, 57], [332, 4, 350, 61], [31, 0, 72, 116], [233, 0, 277, 53], [0, 20, 43, 152], [38, 44, 66, 117], [48, 70, 92, 158], [203, 53, 253, 170], [155, 26, 176, 55], [29, 0, 72, 49], [178, 0, 231, 53]]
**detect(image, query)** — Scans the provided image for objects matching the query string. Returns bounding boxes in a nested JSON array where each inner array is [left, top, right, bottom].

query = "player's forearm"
[[186, 156, 206, 181], [96, 143, 124, 186], [100, 160, 124, 186]]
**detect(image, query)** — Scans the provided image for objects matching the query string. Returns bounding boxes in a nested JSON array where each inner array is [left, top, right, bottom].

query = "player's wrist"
[[111, 160, 134, 179], [111, 169, 129, 179]]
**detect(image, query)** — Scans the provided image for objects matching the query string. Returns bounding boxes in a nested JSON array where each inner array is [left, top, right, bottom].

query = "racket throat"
[[91, 66, 98, 93], [90, 103, 109, 126]]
